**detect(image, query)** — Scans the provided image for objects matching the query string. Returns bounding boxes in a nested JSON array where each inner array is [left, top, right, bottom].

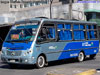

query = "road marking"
[[75, 69, 96, 75]]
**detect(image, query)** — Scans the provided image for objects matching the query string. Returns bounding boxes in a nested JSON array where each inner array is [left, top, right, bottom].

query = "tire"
[[9, 64, 18, 69], [90, 54, 96, 59], [77, 52, 85, 62], [36, 56, 45, 68]]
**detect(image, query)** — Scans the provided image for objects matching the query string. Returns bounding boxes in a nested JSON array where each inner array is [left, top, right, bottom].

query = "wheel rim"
[[78, 52, 84, 62], [38, 56, 45, 68]]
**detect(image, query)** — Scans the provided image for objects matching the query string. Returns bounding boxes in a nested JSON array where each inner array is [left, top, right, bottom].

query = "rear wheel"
[[36, 56, 45, 68], [77, 52, 85, 62], [90, 54, 96, 59]]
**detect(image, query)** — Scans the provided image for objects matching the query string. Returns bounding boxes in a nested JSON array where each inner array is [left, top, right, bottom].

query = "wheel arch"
[[38, 53, 47, 63], [80, 50, 86, 56]]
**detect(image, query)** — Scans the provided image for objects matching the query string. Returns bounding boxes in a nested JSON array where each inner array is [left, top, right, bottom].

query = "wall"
[[0, 2, 85, 22]]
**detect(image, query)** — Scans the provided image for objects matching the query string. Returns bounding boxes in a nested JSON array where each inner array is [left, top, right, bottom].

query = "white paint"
[[82, 42, 93, 47], [49, 46, 57, 50], [70, 53, 78, 57]]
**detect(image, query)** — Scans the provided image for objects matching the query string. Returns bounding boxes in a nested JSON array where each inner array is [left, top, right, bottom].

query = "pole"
[[69, 0, 72, 20], [9, 0, 10, 11], [50, 0, 53, 19]]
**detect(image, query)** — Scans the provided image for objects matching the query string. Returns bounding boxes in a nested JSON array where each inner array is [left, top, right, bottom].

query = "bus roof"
[[15, 18, 97, 25]]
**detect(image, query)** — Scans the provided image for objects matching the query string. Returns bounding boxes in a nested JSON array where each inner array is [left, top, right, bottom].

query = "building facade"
[[0, 0, 100, 50], [0, 0, 60, 12]]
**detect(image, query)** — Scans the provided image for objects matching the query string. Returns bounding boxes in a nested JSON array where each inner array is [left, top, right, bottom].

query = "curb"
[[75, 69, 96, 75], [47, 69, 97, 75], [47, 74, 64, 75]]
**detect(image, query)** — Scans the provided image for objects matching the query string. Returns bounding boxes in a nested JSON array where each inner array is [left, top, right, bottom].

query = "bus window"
[[80, 25, 85, 40], [93, 25, 97, 29], [65, 24, 71, 29], [37, 26, 56, 43], [86, 25, 97, 40], [47, 28, 55, 39], [37, 27, 47, 42], [64, 24, 72, 40], [43, 23, 56, 40], [94, 31, 98, 38], [57, 24, 64, 40], [80, 25, 85, 29], [73, 24, 85, 40], [73, 24, 80, 40], [73, 25, 79, 29], [57, 24, 64, 29], [57, 24, 72, 41]]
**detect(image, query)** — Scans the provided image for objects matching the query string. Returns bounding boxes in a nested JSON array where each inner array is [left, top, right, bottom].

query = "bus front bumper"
[[1, 55, 36, 65]]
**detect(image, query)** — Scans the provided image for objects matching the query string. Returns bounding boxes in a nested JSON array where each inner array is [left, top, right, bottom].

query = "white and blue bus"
[[1, 18, 99, 68]]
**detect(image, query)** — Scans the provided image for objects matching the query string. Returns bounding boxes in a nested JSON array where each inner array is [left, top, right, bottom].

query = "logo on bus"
[[49, 46, 57, 49], [82, 42, 93, 47]]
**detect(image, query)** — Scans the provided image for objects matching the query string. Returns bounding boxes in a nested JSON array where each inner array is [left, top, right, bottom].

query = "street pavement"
[[0, 53, 100, 75]]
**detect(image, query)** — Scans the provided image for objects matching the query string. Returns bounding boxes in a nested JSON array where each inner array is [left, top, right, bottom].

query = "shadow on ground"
[[48, 57, 96, 67], [0, 57, 96, 70]]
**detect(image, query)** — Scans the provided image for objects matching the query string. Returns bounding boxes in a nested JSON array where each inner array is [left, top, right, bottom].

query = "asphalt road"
[[0, 53, 100, 75]]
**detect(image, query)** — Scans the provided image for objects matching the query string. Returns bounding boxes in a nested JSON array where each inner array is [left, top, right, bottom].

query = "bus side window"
[[73, 24, 85, 40], [57, 24, 72, 41], [80, 25, 85, 40], [64, 24, 72, 40], [47, 28, 55, 39], [73, 24, 80, 40], [87, 25, 90, 39], [57, 24, 64, 40], [37, 27, 47, 42], [86, 25, 97, 40]]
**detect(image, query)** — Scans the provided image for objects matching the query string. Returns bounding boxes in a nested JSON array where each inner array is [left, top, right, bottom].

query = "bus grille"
[[7, 50, 22, 56]]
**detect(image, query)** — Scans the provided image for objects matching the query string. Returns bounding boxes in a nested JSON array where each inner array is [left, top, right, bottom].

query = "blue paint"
[[3, 42, 32, 50], [58, 40, 99, 60]]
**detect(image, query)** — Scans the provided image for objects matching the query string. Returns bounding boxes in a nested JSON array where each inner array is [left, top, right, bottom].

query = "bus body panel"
[[58, 40, 99, 60], [39, 40, 99, 61]]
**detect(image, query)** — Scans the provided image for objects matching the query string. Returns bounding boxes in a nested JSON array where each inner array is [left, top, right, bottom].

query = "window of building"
[[10, 4, 12, 8], [24, 3, 27, 7], [14, 5, 16, 8], [20, 4, 23, 8]]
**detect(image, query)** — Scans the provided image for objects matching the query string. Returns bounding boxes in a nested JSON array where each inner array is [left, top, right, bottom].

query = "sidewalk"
[[47, 68, 99, 75]]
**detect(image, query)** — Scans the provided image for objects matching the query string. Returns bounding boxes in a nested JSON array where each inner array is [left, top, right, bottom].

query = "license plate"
[[9, 60, 15, 62]]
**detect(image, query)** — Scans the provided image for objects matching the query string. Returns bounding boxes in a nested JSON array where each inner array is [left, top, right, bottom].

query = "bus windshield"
[[5, 25, 38, 43]]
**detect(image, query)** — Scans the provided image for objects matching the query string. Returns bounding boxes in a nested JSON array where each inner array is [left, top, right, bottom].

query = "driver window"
[[37, 26, 56, 43], [37, 27, 47, 42], [47, 28, 55, 39]]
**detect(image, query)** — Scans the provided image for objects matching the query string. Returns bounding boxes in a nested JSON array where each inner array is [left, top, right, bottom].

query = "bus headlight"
[[23, 49, 33, 56], [2, 47, 7, 50], [1, 50, 4, 55], [27, 49, 33, 54]]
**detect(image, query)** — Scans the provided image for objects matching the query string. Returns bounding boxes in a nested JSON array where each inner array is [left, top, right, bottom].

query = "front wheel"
[[36, 56, 45, 68], [77, 52, 85, 62]]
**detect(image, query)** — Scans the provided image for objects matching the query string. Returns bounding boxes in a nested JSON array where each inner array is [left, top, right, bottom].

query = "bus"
[[1, 18, 99, 68]]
